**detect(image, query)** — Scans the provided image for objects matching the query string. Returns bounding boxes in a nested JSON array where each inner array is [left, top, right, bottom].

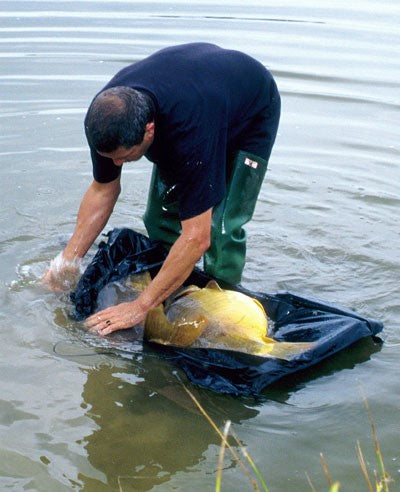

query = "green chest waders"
[[143, 149, 268, 286]]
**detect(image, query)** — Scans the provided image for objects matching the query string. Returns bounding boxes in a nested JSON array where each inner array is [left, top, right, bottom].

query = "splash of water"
[[46, 252, 84, 291]]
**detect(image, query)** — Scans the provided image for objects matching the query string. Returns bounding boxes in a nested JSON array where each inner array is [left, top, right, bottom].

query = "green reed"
[[178, 379, 394, 492]]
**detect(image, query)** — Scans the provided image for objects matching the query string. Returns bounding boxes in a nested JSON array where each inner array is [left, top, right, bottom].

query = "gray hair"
[[84, 86, 155, 152]]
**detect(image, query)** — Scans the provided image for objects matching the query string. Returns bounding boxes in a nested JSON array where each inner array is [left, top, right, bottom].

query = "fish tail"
[[256, 340, 315, 360]]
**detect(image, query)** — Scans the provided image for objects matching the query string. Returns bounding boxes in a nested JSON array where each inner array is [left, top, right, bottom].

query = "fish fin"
[[144, 304, 174, 343], [256, 340, 315, 360], [252, 298, 267, 317], [169, 316, 208, 347], [144, 305, 208, 348], [129, 271, 152, 292], [172, 285, 200, 301], [205, 280, 223, 291], [261, 335, 276, 344]]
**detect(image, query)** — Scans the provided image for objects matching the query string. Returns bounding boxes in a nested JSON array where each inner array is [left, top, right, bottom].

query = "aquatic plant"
[[356, 387, 391, 492], [179, 381, 392, 492], [180, 382, 268, 492], [309, 387, 392, 492]]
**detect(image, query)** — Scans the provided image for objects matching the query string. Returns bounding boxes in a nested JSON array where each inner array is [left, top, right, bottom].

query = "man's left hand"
[[84, 300, 146, 336]]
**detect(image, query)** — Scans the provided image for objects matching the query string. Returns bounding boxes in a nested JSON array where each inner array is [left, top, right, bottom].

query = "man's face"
[[97, 121, 154, 166]]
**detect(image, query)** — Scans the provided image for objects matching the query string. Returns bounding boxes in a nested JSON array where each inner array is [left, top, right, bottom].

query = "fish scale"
[[144, 280, 314, 359]]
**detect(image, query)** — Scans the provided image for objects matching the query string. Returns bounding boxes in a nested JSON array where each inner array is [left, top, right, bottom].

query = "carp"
[[139, 277, 314, 360]]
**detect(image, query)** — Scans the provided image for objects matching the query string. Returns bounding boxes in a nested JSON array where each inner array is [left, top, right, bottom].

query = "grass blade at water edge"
[[305, 472, 317, 492], [359, 385, 391, 492], [216, 420, 231, 492], [229, 427, 269, 492], [356, 440, 374, 492], [320, 453, 333, 488], [179, 382, 261, 491]]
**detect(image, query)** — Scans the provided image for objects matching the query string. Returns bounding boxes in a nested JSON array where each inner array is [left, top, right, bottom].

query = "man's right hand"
[[43, 177, 121, 292], [42, 253, 81, 292]]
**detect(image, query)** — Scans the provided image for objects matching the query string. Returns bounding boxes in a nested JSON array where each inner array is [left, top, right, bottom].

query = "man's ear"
[[145, 121, 155, 138]]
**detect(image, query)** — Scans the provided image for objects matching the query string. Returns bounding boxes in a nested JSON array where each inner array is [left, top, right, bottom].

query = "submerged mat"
[[71, 228, 383, 396]]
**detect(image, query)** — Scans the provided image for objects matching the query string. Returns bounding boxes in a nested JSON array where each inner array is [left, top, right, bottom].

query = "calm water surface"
[[1, 1, 399, 490]]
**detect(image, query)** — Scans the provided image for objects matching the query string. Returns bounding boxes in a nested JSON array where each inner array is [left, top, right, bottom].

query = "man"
[[44, 43, 281, 336]]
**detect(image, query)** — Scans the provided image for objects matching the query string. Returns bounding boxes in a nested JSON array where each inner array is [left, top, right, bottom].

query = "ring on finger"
[[106, 320, 111, 326], [97, 316, 102, 321]]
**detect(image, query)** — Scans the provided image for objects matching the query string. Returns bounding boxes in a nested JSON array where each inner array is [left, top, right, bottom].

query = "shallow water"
[[1, 0, 399, 490]]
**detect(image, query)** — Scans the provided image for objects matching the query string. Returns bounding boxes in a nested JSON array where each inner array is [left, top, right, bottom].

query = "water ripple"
[[1, 1, 399, 490]]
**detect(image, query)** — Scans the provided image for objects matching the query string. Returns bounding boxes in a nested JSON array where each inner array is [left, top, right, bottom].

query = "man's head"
[[84, 86, 155, 159]]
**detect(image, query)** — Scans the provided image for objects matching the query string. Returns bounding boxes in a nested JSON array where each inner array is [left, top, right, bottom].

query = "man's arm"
[[84, 207, 212, 335], [43, 177, 121, 290]]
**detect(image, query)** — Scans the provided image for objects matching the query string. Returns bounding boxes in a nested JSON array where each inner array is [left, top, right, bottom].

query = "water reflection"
[[78, 358, 258, 491]]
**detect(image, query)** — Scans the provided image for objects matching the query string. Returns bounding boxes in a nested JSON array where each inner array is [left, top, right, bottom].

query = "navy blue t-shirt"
[[89, 43, 278, 220]]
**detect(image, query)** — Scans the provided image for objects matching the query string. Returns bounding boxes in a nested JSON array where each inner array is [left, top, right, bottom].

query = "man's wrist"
[[62, 246, 84, 263], [134, 293, 154, 314], [50, 251, 81, 272]]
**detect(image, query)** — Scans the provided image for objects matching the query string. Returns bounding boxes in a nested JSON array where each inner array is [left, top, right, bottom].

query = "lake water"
[[1, 1, 399, 490]]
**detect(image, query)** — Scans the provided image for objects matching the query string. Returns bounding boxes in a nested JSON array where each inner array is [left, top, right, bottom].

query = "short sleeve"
[[91, 147, 122, 183]]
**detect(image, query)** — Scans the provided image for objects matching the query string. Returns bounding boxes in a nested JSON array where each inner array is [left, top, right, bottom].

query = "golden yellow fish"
[[140, 278, 313, 360]]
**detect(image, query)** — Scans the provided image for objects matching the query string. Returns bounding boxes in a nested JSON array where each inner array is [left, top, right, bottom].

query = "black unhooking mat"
[[71, 228, 383, 396]]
